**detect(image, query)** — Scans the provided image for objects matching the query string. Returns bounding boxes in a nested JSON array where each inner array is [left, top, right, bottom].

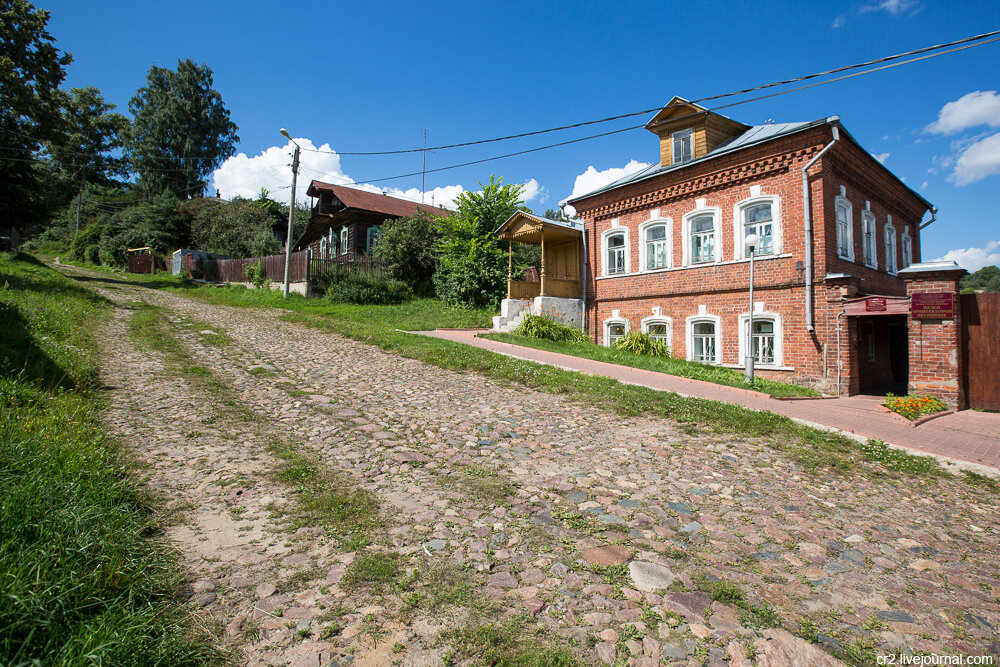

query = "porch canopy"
[[843, 295, 910, 316], [496, 211, 584, 300]]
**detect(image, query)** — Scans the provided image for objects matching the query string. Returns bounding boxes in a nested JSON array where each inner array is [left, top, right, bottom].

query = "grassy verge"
[[482, 332, 819, 398], [0, 253, 224, 666]]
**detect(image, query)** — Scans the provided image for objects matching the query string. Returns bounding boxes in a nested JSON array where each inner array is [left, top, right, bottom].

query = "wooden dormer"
[[645, 96, 750, 167]]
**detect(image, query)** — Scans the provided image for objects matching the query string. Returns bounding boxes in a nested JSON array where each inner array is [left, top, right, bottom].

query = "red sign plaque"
[[865, 298, 887, 312], [911, 292, 954, 320]]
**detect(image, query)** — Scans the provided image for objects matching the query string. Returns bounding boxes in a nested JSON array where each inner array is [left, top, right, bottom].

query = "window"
[[640, 220, 670, 270], [738, 312, 783, 367], [750, 320, 775, 365], [692, 322, 716, 362], [885, 221, 897, 275], [319, 237, 329, 260], [604, 318, 629, 347], [835, 199, 853, 260], [743, 202, 774, 255], [672, 128, 693, 164], [605, 232, 627, 275], [690, 214, 716, 263], [866, 321, 876, 362], [366, 225, 381, 253], [642, 317, 672, 348], [862, 211, 877, 268], [340, 227, 349, 255], [901, 228, 912, 269]]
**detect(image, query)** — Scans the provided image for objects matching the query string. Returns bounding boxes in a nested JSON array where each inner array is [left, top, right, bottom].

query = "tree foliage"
[[373, 210, 441, 294], [433, 176, 524, 308], [46, 86, 129, 186], [183, 199, 279, 259], [126, 59, 238, 198], [0, 0, 72, 228], [960, 264, 1000, 293]]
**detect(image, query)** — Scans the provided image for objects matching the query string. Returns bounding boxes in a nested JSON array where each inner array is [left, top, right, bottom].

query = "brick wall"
[[904, 269, 965, 409]]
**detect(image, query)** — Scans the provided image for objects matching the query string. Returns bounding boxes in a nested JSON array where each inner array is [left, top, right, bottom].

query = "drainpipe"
[[836, 310, 846, 395], [580, 223, 588, 333], [802, 118, 841, 333], [919, 206, 938, 230]]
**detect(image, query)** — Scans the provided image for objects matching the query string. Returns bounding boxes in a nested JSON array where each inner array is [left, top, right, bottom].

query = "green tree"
[[126, 59, 239, 198], [373, 210, 441, 294], [183, 198, 280, 258], [542, 207, 575, 222], [47, 86, 129, 186], [960, 264, 1000, 293], [0, 0, 72, 228], [433, 176, 524, 308]]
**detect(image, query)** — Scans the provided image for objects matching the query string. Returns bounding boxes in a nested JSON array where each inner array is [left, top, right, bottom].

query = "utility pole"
[[280, 129, 301, 298]]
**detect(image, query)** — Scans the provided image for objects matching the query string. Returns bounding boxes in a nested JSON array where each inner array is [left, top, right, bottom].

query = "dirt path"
[[63, 265, 1000, 666]]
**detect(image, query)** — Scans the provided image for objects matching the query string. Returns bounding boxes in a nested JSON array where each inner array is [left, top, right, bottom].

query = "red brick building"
[[566, 97, 938, 394]]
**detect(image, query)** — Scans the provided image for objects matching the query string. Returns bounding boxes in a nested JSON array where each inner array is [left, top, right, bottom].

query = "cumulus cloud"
[[949, 132, 1000, 185], [936, 240, 1000, 272], [873, 152, 890, 164], [212, 139, 547, 210], [859, 0, 920, 15], [926, 90, 1000, 135], [568, 159, 652, 200]]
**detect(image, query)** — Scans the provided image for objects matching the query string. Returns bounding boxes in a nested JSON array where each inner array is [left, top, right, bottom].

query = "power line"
[[303, 29, 1000, 157]]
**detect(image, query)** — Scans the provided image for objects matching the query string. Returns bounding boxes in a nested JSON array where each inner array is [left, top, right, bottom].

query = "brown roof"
[[307, 181, 451, 219]]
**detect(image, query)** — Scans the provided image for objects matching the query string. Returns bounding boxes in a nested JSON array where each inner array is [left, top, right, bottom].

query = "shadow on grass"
[[0, 304, 76, 390]]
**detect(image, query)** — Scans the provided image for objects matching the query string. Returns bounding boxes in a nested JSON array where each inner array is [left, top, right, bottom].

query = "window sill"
[[838, 254, 854, 262]]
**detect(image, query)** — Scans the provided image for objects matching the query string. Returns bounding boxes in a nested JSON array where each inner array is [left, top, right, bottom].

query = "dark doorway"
[[856, 315, 908, 395]]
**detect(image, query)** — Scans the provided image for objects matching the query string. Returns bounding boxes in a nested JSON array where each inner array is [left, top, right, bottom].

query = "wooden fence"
[[181, 250, 311, 283], [311, 254, 387, 277]]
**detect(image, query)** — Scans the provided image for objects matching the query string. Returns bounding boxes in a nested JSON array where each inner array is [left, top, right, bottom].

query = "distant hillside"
[[961, 265, 1000, 293]]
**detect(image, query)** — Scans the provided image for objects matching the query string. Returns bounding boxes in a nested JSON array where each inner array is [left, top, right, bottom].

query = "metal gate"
[[961, 293, 1000, 411]]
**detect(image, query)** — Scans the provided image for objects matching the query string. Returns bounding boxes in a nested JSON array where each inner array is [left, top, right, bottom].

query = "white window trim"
[[640, 315, 673, 347], [603, 316, 629, 347], [733, 194, 781, 259], [861, 210, 877, 269], [600, 227, 630, 277], [681, 207, 722, 266], [901, 227, 912, 269], [638, 218, 673, 272], [834, 193, 854, 262], [319, 237, 329, 260], [685, 313, 722, 364], [340, 227, 349, 255], [737, 311, 784, 369], [884, 220, 898, 275]]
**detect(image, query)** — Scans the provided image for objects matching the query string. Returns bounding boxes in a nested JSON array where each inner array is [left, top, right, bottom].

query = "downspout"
[[919, 206, 938, 230], [802, 119, 841, 333], [836, 310, 845, 395], [580, 224, 588, 333]]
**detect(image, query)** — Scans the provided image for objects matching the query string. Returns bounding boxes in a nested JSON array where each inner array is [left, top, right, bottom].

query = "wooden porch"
[[496, 211, 584, 300]]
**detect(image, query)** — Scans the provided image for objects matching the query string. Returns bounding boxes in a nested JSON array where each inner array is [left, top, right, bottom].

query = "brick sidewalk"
[[416, 329, 1000, 472]]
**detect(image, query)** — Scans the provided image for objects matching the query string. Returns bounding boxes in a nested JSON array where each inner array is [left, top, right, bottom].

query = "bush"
[[243, 260, 269, 289], [70, 223, 105, 261], [374, 211, 441, 295], [84, 244, 101, 265], [313, 266, 410, 305], [514, 315, 587, 342], [614, 332, 671, 357]]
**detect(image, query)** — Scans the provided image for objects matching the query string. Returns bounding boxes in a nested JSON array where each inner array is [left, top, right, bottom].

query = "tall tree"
[[0, 0, 72, 227], [47, 86, 129, 186], [126, 59, 238, 198]]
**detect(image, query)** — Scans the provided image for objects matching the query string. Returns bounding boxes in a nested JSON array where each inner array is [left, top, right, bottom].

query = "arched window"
[[862, 210, 877, 268], [835, 188, 854, 261], [639, 219, 671, 271], [604, 317, 629, 347], [686, 312, 722, 364], [743, 203, 774, 255], [884, 219, 897, 275], [601, 227, 629, 276], [901, 228, 912, 269], [641, 317, 672, 349], [340, 227, 349, 255], [690, 214, 716, 263], [738, 311, 784, 368]]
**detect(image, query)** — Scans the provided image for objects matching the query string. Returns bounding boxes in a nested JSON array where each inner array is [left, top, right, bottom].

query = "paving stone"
[[628, 561, 675, 592], [582, 545, 633, 567], [662, 592, 712, 621], [423, 539, 447, 552], [486, 572, 518, 589], [679, 521, 703, 533]]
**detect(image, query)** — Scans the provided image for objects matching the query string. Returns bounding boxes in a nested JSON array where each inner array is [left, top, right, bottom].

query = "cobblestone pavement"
[[67, 266, 999, 667]]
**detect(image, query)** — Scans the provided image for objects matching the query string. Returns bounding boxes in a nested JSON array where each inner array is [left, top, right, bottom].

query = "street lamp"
[[745, 233, 759, 383], [280, 128, 301, 298]]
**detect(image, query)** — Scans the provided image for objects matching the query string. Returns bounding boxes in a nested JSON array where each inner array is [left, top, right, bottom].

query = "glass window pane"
[[753, 321, 773, 334], [646, 225, 666, 241], [608, 234, 624, 248], [692, 215, 713, 233], [694, 322, 714, 335], [746, 203, 771, 223]]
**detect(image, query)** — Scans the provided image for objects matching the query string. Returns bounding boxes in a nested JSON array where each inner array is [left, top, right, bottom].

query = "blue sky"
[[41, 0, 1000, 270]]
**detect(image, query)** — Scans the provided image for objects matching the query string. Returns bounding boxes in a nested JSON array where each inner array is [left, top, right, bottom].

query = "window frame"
[[638, 218, 672, 272], [901, 227, 912, 270], [340, 227, 349, 255], [884, 219, 898, 275], [672, 128, 693, 165], [734, 194, 780, 259], [685, 313, 722, 364], [603, 317, 629, 347], [366, 225, 381, 253], [834, 193, 854, 262], [682, 208, 722, 266], [861, 209, 877, 269], [641, 315, 673, 348], [319, 236, 329, 260], [737, 311, 783, 368], [600, 226, 630, 277]]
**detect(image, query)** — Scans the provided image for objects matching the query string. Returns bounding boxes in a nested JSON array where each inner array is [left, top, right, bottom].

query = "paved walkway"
[[416, 329, 1000, 472]]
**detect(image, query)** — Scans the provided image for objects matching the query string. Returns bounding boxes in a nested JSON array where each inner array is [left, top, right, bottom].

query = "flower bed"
[[883, 393, 948, 421]]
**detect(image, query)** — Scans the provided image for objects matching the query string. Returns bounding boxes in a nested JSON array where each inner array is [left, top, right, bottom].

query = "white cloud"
[[926, 90, 1000, 135], [949, 132, 1000, 185], [936, 240, 1000, 272], [832, 15, 847, 28], [211, 138, 550, 211], [874, 152, 890, 164], [859, 0, 919, 15], [569, 159, 652, 200]]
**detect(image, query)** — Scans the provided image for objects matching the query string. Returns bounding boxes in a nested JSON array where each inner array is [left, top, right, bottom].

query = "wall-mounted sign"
[[911, 292, 954, 320], [865, 298, 887, 312]]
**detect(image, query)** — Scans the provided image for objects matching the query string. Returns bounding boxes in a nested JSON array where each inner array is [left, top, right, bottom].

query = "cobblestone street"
[[66, 266, 1000, 666]]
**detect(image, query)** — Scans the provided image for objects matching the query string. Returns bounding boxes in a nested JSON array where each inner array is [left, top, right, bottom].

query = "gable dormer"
[[645, 96, 750, 168]]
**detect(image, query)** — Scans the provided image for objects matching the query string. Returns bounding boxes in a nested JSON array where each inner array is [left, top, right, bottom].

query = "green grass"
[[342, 551, 403, 593], [482, 332, 820, 398], [440, 614, 581, 666], [0, 252, 224, 666], [63, 273, 953, 481]]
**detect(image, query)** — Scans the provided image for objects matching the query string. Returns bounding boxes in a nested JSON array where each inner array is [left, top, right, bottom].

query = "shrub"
[[313, 266, 410, 305], [514, 315, 587, 342], [84, 244, 101, 265], [614, 332, 671, 357], [243, 260, 269, 289], [70, 223, 105, 261], [374, 210, 441, 295]]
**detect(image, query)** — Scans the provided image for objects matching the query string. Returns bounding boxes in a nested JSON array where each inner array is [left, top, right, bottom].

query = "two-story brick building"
[[562, 97, 936, 394]]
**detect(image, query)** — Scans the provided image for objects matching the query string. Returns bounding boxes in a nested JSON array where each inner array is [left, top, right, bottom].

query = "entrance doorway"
[[856, 315, 908, 395]]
